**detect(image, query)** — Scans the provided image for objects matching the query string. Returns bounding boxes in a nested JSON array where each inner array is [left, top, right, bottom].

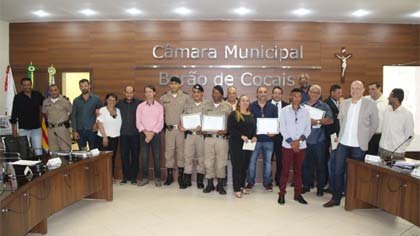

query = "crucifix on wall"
[[335, 47, 352, 83]]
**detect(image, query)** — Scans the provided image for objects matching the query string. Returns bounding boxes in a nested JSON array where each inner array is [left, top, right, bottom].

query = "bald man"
[[116, 86, 143, 185], [324, 80, 379, 207]]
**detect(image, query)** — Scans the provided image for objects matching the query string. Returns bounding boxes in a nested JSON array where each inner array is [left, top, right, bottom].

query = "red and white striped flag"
[[1, 65, 16, 116]]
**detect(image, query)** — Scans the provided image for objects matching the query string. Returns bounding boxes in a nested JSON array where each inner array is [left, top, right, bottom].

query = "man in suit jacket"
[[324, 80, 379, 208], [324, 84, 342, 192], [269, 86, 289, 186]]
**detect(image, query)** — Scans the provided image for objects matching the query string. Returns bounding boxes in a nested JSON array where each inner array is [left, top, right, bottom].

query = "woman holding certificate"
[[227, 95, 257, 198]]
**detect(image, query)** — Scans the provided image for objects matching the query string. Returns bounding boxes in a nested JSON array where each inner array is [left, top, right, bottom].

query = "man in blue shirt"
[[302, 85, 333, 197], [247, 86, 278, 192], [71, 79, 102, 150]]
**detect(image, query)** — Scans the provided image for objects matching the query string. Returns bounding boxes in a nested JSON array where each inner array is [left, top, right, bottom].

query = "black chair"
[[1, 136, 35, 160]]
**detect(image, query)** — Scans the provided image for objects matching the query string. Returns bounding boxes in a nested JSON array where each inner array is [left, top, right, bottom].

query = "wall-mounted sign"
[[152, 44, 304, 61]]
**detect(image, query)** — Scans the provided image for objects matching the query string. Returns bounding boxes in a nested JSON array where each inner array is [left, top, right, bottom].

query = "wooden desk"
[[345, 159, 420, 227], [0, 152, 113, 236]]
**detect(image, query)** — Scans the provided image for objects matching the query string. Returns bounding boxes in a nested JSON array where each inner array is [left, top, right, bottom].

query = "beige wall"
[[0, 20, 9, 71]]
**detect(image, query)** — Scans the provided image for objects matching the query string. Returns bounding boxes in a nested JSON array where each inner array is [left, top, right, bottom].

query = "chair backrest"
[[1, 136, 34, 160]]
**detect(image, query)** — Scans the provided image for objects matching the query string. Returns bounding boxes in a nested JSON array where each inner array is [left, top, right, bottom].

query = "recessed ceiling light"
[[411, 10, 420, 18], [174, 7, 192, 15], [126, 8, 142, 15], [233, 7, 252, 16], [352, 9, 370, 17], [292, 8, 311, 16], [80, 9, 97, 16], [32, 10, 50, 17]]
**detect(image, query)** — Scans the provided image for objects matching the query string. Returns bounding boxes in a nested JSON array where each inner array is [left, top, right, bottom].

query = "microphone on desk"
[[53, 131, 72, 150], [388, 136, 413, 163]]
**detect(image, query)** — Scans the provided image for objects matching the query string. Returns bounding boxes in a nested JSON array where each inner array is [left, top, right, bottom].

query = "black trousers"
[[367, 133, 381, 155], [120, 135, 140, 182], [98, 136, 119, 178], [272, 134, 283, 186], [229, 138, 252, 192]]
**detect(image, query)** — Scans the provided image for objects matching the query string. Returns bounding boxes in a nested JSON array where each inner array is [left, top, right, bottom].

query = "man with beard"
[[71, 79, 102, 150], [10, 77, 45, 155]]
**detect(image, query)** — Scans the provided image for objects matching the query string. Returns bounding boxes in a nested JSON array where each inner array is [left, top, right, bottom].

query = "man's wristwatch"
[[316, 120, 321, 125]]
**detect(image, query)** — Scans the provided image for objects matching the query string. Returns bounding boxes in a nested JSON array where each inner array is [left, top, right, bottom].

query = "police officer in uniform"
[[42, 84, 72, 152], [179, 84, 206, 189], [202, 85, 233, 195], [160, 77, 190, 188]]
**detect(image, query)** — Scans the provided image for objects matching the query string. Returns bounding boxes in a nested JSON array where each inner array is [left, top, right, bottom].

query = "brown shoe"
[[323, 200, 340, 208]]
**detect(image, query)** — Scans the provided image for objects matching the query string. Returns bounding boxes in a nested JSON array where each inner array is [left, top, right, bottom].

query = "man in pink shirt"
[[136, 85, 164, 187]]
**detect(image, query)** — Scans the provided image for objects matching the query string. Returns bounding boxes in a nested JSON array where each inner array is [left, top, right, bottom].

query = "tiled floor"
[[28, 183, 420, 236]]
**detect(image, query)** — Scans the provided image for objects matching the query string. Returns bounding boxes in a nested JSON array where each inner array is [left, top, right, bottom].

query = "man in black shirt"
[[10, 77, 45, 155], [116, 85, 143, 185]]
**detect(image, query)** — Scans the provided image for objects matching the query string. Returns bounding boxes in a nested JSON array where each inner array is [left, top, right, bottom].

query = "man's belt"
[[166, 124, 178, 131], [47, 121, 69, 129], [203, 134, 227, 139], [185, 130, 202, 136]]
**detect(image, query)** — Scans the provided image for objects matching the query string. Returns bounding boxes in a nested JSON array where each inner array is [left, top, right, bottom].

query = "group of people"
[[9, 75, 414, 206]]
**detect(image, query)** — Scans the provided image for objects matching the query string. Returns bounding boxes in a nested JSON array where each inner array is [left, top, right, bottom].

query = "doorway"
[[62, 72, 90, 102]]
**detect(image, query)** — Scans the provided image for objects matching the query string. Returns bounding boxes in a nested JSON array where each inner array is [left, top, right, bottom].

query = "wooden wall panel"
[[9, 20, 420, 179], [10, 20, 419, 100]]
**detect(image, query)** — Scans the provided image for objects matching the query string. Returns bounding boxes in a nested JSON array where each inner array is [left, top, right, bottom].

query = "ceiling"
[[0, 0, 419, 24]]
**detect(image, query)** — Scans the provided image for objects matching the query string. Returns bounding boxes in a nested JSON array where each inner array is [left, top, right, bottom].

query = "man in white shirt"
[[379, 88, 414, 159], [324, 80, 378, 208], [366, 82, 388, 155]]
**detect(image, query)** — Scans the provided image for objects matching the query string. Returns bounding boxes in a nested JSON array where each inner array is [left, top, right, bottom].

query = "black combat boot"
[[216, 178, 227, 195], [178, 168, 187, 189], [184, 173, 192, 187], [203, 178, 215, 193], [196, 173, 204, 189], [164, 168, 174, 186]]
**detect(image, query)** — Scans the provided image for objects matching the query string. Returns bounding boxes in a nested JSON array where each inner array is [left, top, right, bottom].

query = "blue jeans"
[[303, 142, 326, 191], [76, 129, 98, 150], [332, 144, 365, 202], [140, 132, 161, 179], [247, 141, 274, 187], [19, 128, 42, 156]]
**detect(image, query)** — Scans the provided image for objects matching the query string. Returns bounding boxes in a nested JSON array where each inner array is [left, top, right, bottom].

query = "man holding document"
[[302, 85, 333, 197], [278, 88, 311, 205], [247, 86, 278, 192], [202, 85, 233, 195], [179, 84, 206, 189]]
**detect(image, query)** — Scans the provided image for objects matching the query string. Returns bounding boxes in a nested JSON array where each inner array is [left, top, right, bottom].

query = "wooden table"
[[345, 159, 420, 227], [0, 152, 113, 236]]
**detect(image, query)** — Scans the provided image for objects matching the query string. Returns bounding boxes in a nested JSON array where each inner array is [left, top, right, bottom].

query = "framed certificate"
[[202, 115, 226, 132], [181, 113, 202, 130], [257, 118, 279, 135]]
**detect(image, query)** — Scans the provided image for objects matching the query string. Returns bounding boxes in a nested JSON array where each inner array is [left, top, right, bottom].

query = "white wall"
[[0, 20, 9, 71]]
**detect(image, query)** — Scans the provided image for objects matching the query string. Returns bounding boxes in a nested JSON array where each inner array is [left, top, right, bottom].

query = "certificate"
[[181, 113, 202, 130], [243, 140, 256, 151], [304, 105, 325, 120], [304, 105, 325, 128], [202, 115, 226, 132], [330, 133, 338, 150], [257, 118, 279, 135]]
